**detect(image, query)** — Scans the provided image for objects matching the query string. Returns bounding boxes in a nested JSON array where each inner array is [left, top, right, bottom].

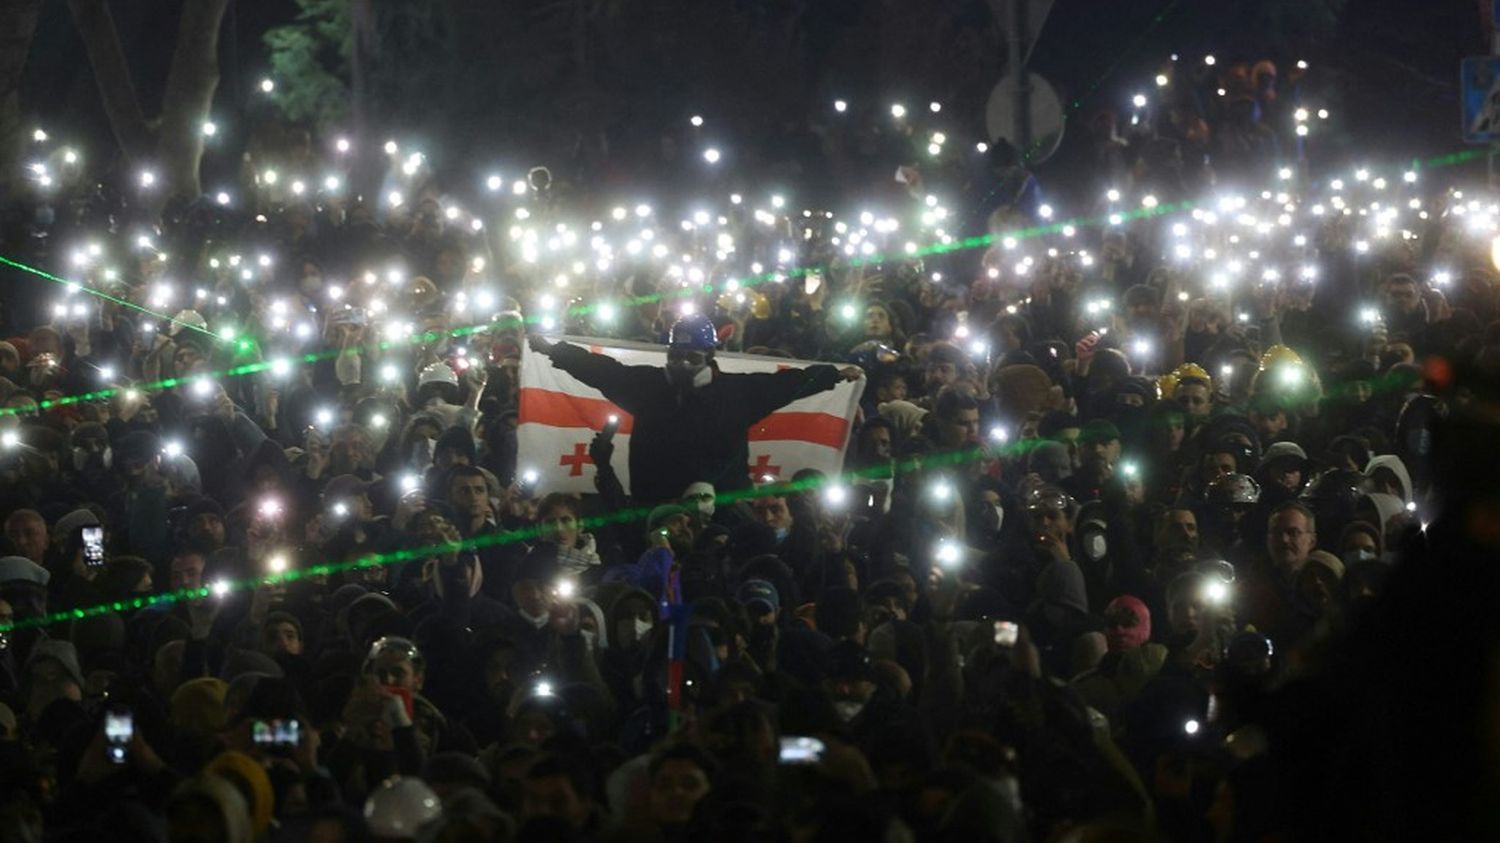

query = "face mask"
[[1343, 548, 1377, 565], [411, 437, 435, 466], [833, 700, 865, 722], [773, 526, 790, 543], [580, 629, 598, 651], [982, 503, 1004, 533], [633, 617, 653, 641], [667, 364, 711, 389], [73, 446, 111, 472], [520, 607, 550, 629]]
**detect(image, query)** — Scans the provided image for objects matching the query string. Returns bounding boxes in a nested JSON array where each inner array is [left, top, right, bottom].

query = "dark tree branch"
[[66, 0, 154, 162]]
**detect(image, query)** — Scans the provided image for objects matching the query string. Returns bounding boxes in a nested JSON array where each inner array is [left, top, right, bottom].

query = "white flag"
[[518, 337, 865, 495]]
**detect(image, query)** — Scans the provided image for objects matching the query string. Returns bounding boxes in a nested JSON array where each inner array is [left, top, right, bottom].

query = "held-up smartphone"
[[82, 525, 105, 568], [601, 414, 621, 440], [252, 718, 301, 748], [779, 736, 826, 765], [993, 620, 1019, 647], [104, 708, 133, 764]]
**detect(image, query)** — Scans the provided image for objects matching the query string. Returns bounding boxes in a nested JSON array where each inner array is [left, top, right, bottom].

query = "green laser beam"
[[0, 441, 999, 633], [0, 140, 1484, 420], [0, 255, 221, 342], [0, 333, 1447, 633], [0, 197, 1189, 419]]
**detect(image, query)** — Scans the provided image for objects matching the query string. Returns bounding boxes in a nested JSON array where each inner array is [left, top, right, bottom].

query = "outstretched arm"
[[530, 335, 654, 415], [736, 364, 861, 422]]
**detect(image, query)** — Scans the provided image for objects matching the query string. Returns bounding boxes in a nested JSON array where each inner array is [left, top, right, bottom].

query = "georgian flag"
[[519, 337, 866, 495]]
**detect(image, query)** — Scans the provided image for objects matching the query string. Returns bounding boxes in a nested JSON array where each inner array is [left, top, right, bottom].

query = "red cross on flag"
[[518, 336, 865, 495]]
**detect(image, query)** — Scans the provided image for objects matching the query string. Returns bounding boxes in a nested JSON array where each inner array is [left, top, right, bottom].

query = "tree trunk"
[[66, 0, 153, 162], [0, 0, 42, 203], [156, 0, 231, 203]]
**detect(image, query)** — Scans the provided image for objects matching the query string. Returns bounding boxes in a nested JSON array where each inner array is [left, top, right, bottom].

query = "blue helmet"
[[668, 314, 718, 352]]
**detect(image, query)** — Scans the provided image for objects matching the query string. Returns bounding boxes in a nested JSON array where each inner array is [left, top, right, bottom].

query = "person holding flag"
[[528, 314, 862, 505]]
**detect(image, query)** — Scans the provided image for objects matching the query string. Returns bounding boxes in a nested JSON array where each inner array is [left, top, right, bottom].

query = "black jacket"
[[546, 343, 842, 504]]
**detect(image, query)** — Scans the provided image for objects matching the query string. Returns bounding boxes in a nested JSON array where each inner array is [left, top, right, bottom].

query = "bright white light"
[[212, 580, 231, 597], [259, 78, 275, 93], [336, 137, 351, 153], [139, 170, 156, 188], [1132, 93, 1147, 108], [890, 103, 907, 119], [703, 147, 721, 164], [935, 539, 962, 567], [689, 114, 704, 127], [834, 99, 848, 112], [535, 681, 554, 698], [1204, 54, 1216, 66], [32, 128, 46, 142], [163, 440, 185, 459], [0, 431, 17, 449], [267, 554, 288, 574], [269, 358, 292, 378], [486, 174, 502, 191], [1184, 719, 1201, 735], [215, 191, 231, 205], [201, 121, 217, 137], [555, 579, 576, 599], [1155, 74, 1169, 87], [1205, 581, 1229, 603], [1038, 204, 1053, 219]]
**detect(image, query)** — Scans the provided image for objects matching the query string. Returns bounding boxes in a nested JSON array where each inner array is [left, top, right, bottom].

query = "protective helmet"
[[364, 776, 443, 839], [1025, 484, 1074, 514], [1257, 344, 1303, 372], [847, 340, 900, 372], [1205, 473, 1261, 506], [668, 314, 718, 351], [1158, 363, 1212, 400], [1300, 468, 1371, 524], [169, 309, 208, 337], [1196, 558, 1237, 584], [417, 362, 458, 388]]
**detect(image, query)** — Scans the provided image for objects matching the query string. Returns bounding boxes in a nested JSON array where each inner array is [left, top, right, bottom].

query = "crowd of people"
[[0, 49, 1499, 843]]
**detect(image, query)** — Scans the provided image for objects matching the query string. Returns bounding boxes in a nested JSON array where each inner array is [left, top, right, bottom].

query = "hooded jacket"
[[1364, 454, 1413, 503]]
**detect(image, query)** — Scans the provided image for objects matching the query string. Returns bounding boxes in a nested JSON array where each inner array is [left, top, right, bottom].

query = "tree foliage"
[[263, 0, 352, 129]]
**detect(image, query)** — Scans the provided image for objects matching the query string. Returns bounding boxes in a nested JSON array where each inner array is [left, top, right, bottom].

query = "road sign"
[[985, 73, 1065, 164], [1461, 56, 1500, 143]]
